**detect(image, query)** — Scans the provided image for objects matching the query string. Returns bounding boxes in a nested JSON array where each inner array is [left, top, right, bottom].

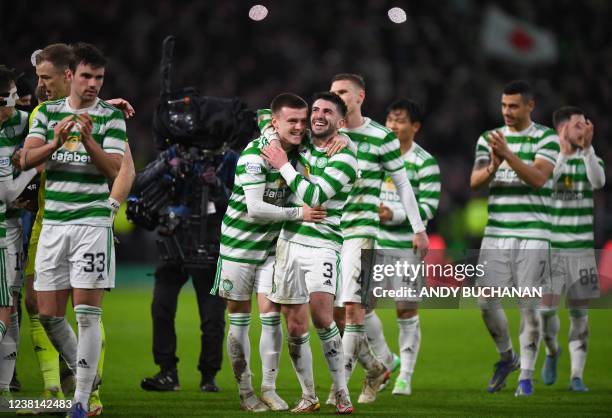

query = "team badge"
[[64, 134, 81, 151], [315, 156, 328, 168], [519, 142, 532, 154], [222, 279, 233, 291], [358, 142, 370, 153]]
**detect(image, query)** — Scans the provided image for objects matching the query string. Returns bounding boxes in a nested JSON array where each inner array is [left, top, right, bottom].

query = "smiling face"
[[310, 98, 345, 139], [501, 93, 533, 130], [71, 62, 105, 105], [271, 106, 309, 147]]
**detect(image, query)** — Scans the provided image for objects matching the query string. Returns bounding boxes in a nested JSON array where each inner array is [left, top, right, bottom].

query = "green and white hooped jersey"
[[28, 97, 127, 227], [0, 109, 29, 233], [340, 118, 405, 240], [474, 123, 559, 241], [280, 139, 357, 252], [220, 136, 291, 264], [550, 150, 604, 249], [376, 142, 440, 249]]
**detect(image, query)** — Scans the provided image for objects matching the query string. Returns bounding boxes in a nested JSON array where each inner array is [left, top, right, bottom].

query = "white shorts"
[[214, 255, 274, 301], [267, 239, 339, 305], [372, 250, 423, 302], [6, 226, 24, 294], [478, 237, 551, 291], [550, 249, 599, 300], [34, 224, 116, 291], [338, 237, 373, 306], [0, 248, 15, 307]]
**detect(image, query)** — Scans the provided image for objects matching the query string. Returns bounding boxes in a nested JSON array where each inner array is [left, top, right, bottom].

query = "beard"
[[311, 124, 335, 139]]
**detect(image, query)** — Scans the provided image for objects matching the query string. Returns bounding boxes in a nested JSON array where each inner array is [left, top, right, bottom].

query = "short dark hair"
[[270, 93, 308, 114], [331, 73, 366, 91], [0, 65, 17, 92], [503, 80, 534, 102], [387, 98, 424, 125], [312, 91, 348, 117], [552, 106, 584, 129], [37, 43, 74, 71], [70, 42, 106, 72]]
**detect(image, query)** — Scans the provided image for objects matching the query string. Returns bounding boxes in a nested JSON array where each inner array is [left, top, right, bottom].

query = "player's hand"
[[580, 119, 594, 149], [261, 144, 289, 169], [76, 114, 94, 145], [412, 231, 429, 259], [303, 204, 326, 222], [378, 203, 393, 223], [51, 115, 75, 150], [487, 130, 511, 160], [11, 149, 22, 171], [106, 98, 135, 119], [326, 133, 349, 157], [487, 151, 502, 175], [558, 124, 573, 155]]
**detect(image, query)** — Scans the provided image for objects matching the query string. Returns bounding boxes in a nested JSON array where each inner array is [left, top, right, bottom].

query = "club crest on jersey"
[[576, 164, 586, 174], [0, 157, 10, 168], [315, 156, 328, 168], [222, 279, 233, 291], [519, 142, 533, 154], [358, 142, 370, 153]]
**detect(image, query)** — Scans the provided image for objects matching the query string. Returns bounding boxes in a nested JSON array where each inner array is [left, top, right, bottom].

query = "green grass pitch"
[[14, 267, 612, 417]]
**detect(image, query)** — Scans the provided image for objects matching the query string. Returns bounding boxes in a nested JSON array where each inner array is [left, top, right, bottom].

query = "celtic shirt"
[[550, 148, 605, 249], [377, 142, 440, 249], [28, 97, 127, 227], [339, 118, 406, 240], [474, 123, 559, 241], [279, 139, 357, 252], [219, 136, 293, 264]]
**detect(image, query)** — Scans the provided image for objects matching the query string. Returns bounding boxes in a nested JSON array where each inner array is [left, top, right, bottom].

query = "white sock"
[[0, 314, 18, 391], [519, 309, 540, 380], [539, 308, 559, 356], [287, 333, 315, 399], [0, 319, 6, 344], [227, 313, 252, 394], [364, 311, 394, 370], [39, 315, 78, 371], [354, 324, 386, 378], [316, 322, 348, 395], [569, 309, 589, 379], [259, 312, 282, 390], [73, 305, 102, 411], [342, 324, 362, 383], [398, 316, 421, 381], [481, 308, 512, 355]]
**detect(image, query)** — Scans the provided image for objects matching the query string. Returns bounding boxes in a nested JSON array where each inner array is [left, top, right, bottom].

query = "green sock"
[[29, 314, 61, 390]]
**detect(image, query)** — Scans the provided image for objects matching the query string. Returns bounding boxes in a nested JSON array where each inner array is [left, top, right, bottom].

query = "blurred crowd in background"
[[2, 0, 610, 262]]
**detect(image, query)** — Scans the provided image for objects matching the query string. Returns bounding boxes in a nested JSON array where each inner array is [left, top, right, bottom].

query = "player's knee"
[[286, 318, 308, 337], [397, 308, 418, 319], [311, 313, 332, 330], [226, 300, 251, 314]]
